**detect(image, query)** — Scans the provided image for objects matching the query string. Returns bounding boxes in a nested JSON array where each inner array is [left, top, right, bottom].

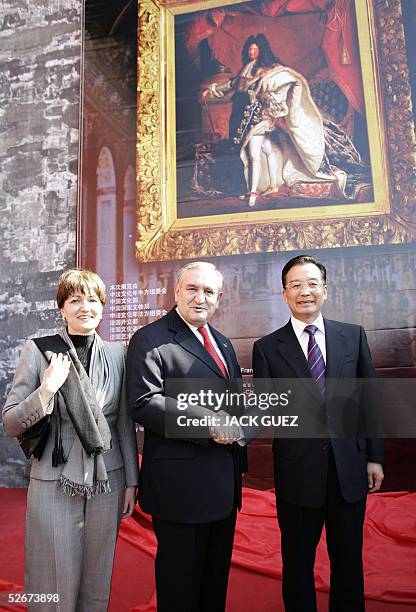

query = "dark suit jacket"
[[252, 318, 384, 508], [127, 308, 248, 523]]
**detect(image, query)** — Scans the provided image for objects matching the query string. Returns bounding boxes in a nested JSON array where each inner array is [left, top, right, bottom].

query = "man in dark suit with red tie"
[[252, 255, 384, 612], [127, 261, 247, 612]]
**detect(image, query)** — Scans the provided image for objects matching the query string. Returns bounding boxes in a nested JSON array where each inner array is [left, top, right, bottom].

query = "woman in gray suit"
[[3, 269, 139, 611]]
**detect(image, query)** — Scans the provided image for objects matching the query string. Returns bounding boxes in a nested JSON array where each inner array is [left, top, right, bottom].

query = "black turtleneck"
[[68, 332, 95, 375]]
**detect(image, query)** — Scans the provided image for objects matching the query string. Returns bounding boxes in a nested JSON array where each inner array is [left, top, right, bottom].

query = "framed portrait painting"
[[136, 0, 416, 262]]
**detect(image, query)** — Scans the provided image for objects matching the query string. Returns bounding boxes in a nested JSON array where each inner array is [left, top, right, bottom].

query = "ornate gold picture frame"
[[136, 0, 416, 262]]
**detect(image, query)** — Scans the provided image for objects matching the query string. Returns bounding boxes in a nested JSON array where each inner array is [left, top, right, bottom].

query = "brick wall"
[[0, 0, 81, 486]]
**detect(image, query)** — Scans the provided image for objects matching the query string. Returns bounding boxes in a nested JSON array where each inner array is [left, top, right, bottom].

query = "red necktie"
[[197, 326, 229, 378]]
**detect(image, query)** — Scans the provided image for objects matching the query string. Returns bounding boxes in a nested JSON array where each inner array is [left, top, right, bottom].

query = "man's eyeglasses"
[[284, 281, 325, 292]]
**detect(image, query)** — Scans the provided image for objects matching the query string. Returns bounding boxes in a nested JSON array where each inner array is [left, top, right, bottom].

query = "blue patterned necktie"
[[304, 325, 326, 394]]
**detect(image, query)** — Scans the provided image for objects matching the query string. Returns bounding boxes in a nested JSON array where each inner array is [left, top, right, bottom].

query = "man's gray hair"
[[175, 261, 224, 290]]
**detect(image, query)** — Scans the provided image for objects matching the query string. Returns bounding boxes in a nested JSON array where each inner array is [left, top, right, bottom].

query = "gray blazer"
[[3, 338, 139, 486]]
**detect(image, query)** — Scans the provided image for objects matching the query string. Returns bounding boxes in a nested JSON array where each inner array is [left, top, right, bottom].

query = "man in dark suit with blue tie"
[[127, 261, 247, 612], [252, 255, 384, 612]]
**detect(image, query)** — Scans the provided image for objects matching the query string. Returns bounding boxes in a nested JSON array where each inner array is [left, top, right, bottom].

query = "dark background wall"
[[1, 0, 416, 490], [79, 0, 416, 493]]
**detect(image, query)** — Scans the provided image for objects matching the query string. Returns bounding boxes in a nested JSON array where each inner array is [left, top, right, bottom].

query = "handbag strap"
[[32, 334, 70, 356], [32, 334, 69, 466]]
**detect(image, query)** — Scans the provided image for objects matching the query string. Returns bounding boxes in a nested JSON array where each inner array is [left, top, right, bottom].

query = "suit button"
[[321, 443, 330, 451]]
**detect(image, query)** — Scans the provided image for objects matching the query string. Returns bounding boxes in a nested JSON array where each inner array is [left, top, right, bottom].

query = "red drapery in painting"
[[187, 0, 364, 114]]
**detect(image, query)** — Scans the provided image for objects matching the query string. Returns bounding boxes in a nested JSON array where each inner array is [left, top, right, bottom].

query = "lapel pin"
[[223, 343, 228, 348]]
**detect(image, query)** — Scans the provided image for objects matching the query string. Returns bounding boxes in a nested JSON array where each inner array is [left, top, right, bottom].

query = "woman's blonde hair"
[[56, 269, 106, 308]]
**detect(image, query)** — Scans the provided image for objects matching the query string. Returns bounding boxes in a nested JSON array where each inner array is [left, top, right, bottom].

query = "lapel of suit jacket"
[[209, 325, 238, 378], [323, 318, 347, 398], [167, 308, 228, 378], [275, 320, 323, 403]]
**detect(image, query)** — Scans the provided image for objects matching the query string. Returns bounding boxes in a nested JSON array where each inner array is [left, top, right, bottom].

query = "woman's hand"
[[39, 353, 71, 409], [122, 486, 137, 518]]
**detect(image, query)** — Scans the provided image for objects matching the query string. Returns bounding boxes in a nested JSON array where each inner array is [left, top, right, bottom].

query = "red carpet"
[[1, 488, 415, 611]]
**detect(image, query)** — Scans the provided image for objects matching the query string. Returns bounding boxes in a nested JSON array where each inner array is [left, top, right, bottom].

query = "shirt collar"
[[175, 306, 207, 334], [290, 313, 325, 340]]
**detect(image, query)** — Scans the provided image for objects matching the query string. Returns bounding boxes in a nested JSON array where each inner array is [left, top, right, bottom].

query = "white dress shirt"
[[290, 314, 326, 364], [175, 308, 229, 374]]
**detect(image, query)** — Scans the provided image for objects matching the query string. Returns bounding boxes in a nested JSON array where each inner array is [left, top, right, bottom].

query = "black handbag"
[[18, 413, 51, 459], [17, 335, 70, 462]]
